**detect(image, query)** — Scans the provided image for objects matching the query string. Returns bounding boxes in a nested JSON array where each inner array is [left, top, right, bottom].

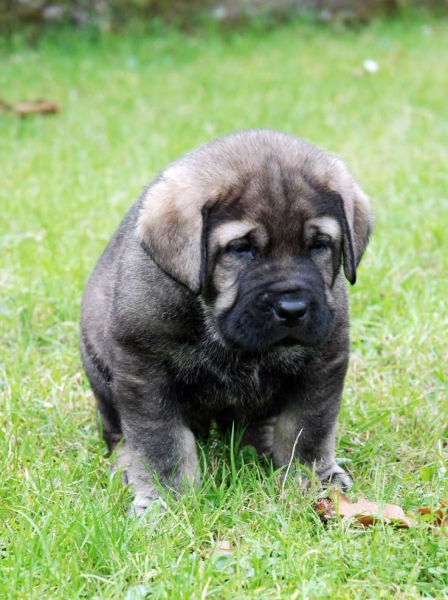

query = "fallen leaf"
[[0, 99, 60, 117], [381, 502, 415, 528], [318, 491, 415, 528], [315, 494, 448, 534], [417, 503, 448, 534], [314, 497, 336, 520], [333, 492, 380, 522], [417, 507, 433, 516]]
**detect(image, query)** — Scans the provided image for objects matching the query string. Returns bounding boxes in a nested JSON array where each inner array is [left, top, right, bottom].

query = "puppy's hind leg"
[[91, 385, 132, 484], [81, 336, 123, 454], [241, 416, 277, 459], [95, 389, 123, 455], [216, 408, 276, 458]]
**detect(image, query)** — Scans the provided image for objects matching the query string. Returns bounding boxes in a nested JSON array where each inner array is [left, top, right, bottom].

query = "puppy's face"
[[137, 130, 373, 351], [203, 184, 343, 350]]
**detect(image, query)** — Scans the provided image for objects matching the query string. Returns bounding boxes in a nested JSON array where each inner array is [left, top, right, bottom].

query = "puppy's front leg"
[[113, 358, 199, 516], [272, 359, 352, 491]]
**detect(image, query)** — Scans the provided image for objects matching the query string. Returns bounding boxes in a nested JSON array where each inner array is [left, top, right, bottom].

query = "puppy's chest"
[[169, 343, 302, 410], [208, 363, 270, 405], [189, 364, 276, 410]]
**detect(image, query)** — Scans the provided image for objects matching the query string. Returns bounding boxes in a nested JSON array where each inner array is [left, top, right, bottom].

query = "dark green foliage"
[[1, 0, 446, 36]]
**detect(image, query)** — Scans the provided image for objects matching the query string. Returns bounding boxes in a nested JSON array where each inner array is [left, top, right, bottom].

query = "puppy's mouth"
[[222, 330, 318, 352], [221, 331, 301, 352], [217, 295, 334, 352], [219, 314, 333, 352], [272, 335, 303, 348]]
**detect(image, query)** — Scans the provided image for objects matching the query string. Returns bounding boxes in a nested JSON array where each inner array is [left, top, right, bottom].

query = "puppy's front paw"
[[130, 495, 166, 519], [320, 465, 353, 491]]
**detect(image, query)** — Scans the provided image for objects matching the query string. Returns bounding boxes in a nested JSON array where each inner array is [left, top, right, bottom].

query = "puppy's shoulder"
[[87, 200, 196, 346]]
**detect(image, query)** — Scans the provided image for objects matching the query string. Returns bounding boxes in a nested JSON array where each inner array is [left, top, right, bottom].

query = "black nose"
[[274, 298, 309, 327]]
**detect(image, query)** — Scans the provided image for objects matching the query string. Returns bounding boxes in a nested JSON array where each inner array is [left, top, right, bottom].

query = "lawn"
[[1, 13, 447, 599]]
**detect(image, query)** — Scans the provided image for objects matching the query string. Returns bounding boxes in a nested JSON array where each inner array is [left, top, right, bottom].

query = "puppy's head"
[[137, 130, 373, 351]]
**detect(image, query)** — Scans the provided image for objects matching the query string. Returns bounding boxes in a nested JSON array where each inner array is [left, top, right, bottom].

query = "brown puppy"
[[80, 130, 373, 515]]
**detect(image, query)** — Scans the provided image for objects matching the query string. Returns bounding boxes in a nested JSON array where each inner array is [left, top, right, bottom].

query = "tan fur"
[[307, 216, 341, 241], [321, 158, 373, 267], [209, 221, 264, 313], [210, 220, 258, 249], [179, 425, 200, 486], [136, 130, 372, 293], [213, 279, 239, 313], [137, 163, 237, 292]]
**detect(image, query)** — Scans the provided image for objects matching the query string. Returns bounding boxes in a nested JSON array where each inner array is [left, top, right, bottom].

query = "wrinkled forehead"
[[208, 165, 344, 252]]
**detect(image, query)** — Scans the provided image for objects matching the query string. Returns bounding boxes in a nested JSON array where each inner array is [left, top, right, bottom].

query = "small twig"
[[280, 427, 303, 499]]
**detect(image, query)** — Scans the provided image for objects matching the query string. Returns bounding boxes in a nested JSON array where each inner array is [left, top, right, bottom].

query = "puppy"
[[80, 129, 373, 515]]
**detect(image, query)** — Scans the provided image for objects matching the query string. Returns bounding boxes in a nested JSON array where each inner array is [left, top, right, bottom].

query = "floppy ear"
[[320, 173, 372, 286], [136, 167, 213, 294], [339, 181, 373, 285]]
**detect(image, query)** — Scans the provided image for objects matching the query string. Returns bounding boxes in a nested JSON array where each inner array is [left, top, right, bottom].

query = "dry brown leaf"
[[417, 507, 433, 516], [0, 99, 60, 117], [417, 503, 448, 535], [382, 502, 415, 528], [315, 491, 414, 528], [15, 100, 60, 117], [314, 497, 336, 520], [315, 494, 448, 533], [333, 492, 380, 522]]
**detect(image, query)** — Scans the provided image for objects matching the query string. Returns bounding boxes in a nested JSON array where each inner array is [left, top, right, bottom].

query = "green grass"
[[1, 14, 448, 599]]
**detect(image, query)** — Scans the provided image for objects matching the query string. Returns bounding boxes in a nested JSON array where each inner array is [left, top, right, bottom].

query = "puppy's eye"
[[226, 239, 254, 259], [309, 238, 331, 252]]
